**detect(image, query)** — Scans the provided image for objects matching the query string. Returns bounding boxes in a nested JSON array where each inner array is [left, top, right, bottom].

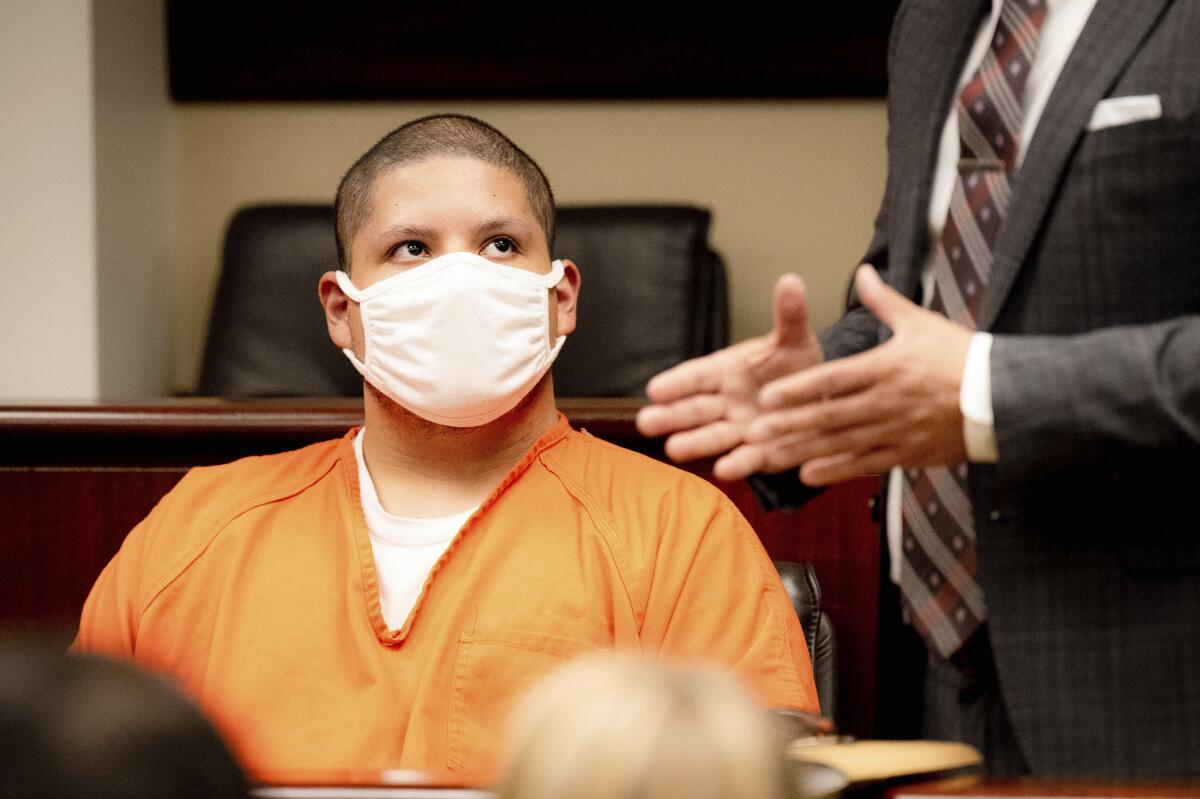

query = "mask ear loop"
[[335, 271, 365, 301], [541, 260, 569, 358], [335, 271, 374, 376], [539, 259, 566, 288], [544, 333, 567, 365]]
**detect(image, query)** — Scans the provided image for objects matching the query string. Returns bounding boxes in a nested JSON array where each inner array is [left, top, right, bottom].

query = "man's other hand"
[[635, 273, 823, 480], [747, 265, 971, 486]]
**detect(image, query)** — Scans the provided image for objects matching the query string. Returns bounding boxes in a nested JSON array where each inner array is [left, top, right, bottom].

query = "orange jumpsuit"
[[76, 415, 817, 775]]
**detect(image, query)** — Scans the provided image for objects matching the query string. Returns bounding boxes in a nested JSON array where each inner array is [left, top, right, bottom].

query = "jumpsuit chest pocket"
[[446, 627, 607, 773]]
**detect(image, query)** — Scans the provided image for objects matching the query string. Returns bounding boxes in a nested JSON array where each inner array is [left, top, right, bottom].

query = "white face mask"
[[336, 253, 566, 427]]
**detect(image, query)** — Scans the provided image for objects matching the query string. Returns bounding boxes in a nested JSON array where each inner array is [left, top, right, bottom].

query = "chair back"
[[774, 560, 839, 721], [551, 205, 728, 396], [198, 204, 728, 398], [198, 205, 358, 397]]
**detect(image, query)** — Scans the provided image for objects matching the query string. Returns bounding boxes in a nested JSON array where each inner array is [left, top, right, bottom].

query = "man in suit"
[[637, 0, 1200, 777]]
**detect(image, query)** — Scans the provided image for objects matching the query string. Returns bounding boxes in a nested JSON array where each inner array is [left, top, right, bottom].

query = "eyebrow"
[[374, 224, 439, 242], [474, 216, 532, 237], [373, 217, 532, 242]]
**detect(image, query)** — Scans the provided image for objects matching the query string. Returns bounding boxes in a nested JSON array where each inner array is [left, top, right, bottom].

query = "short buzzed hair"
[[334, 114, 556, 270]]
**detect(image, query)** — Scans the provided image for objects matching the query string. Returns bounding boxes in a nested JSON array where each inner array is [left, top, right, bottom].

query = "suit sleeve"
[[638, 485, 819, 713], [990, 317, 1200, 486], [818, 0, 910, 364]]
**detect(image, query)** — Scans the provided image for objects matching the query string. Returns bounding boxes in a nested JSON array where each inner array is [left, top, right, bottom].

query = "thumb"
[[771, 273, 812, 349], [855, 264, 914, 329]]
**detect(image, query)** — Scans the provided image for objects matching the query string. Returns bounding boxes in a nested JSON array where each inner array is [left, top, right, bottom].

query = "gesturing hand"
[[746, 265, 972, 486], [635, 273, 824, 480]]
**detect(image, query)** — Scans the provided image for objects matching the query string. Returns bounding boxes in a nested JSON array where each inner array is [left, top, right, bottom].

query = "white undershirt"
[[353, 429, 475, 630], [885, 0, 1098, 582]]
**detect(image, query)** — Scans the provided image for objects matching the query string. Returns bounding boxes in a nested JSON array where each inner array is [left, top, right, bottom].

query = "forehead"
[[360, 155, 538, 235]]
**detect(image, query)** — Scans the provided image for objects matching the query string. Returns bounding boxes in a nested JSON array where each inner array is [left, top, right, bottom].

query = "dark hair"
[[334, 114, 555, 270], [0, 641, 248, 799]]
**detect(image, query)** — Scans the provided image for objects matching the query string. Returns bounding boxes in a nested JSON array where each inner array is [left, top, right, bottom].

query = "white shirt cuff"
[[960, 332, 998, 463]]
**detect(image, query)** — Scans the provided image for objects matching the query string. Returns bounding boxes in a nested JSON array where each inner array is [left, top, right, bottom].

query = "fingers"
[[771, 273, 812, 350], [759, 348, 883, 410], [635, 394, 728, 438], [716, 405, 902, 480], [762, 420, 900, 472], [747, 388, 887, 444], [644, 352, 725, 403], [713, 443, 768, 481], [661, 419, 746, 464], [855, 264, 917, 330], [800, 447, 899, 486]]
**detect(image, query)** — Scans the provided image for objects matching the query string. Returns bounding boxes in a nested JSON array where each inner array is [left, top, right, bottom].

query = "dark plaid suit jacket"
[[820, 0, 1200, 777]]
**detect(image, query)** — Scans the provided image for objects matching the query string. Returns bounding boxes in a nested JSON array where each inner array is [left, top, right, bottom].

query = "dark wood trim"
[[0, 398, 643, 446], [166, 5, 899, 102], [0, 398, 653, 468]]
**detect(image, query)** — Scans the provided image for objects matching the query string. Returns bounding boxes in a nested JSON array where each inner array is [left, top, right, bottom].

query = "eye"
[[389, 240, 428, 261], [484, 237, 518, 257]]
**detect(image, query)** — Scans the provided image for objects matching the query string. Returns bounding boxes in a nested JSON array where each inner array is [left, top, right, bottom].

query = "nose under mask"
[[336, 253, 566, 427]]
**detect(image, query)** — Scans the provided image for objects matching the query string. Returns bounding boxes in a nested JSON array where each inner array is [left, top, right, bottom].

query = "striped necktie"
[[899, 0, 1047, 659]]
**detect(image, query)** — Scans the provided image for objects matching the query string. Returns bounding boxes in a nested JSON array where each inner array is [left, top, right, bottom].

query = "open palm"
[[636, 274, 823, 480]]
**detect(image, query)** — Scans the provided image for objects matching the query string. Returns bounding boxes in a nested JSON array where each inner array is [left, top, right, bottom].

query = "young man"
[[76, 115, 817, 775]]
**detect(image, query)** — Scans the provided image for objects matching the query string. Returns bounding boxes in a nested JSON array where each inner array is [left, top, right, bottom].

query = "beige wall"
[[1, 4, 890, 399], [0, 0, 99, 399], [171, 101, 888, 394], [94, 0, 172, 398], [0, 0, 173, 400]]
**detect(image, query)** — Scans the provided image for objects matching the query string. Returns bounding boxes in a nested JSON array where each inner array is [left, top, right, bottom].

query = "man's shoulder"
[[175, 433, 350, 510], [542, 428, 742, 524], [126, 433, 353, 570], [550, 427, 709, 482]]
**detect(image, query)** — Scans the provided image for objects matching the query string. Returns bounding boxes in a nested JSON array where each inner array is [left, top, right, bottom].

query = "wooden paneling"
[[0, 399, 879, 735], [3, 470, 186, 630]]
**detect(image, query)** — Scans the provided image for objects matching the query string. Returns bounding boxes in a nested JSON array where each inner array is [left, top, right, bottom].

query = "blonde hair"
[[498, 657, 801, 799]]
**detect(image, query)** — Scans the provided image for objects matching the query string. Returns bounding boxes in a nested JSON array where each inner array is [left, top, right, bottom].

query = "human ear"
[[552, 259, 581, 338], [318, 271, 358, 353]]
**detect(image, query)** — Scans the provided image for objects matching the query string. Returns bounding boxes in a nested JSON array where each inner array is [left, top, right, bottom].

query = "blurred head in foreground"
[[499, 656, 802, 799], [0, 641, 247, 799]]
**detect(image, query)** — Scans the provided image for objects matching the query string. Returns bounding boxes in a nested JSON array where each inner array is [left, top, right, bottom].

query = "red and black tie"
[[899, 0, 1048, 658]]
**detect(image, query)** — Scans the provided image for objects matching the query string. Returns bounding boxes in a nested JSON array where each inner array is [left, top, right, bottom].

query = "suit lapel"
[[977, 0, 1173, 330], [890, 0, 990, 301]]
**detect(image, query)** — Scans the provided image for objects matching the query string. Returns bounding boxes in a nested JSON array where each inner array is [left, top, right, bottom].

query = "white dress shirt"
[[884, 0, 1098, 582]]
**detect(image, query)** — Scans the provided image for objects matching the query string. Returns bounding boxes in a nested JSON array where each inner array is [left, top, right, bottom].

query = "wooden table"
[[888, 775, 1200, 799], [250, 769, 491, 798], [246, 769, 1200, 799]]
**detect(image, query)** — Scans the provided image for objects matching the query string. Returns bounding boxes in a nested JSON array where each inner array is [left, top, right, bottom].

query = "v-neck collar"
[[339, 414, 573, 645]]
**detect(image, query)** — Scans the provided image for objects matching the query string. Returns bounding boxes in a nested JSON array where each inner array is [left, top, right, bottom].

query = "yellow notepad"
[[790, 740, 982, 785]]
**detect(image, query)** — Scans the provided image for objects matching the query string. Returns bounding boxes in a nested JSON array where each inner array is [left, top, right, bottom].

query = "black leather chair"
[[198, 203, 728, 398], [774, 561, 839, 721], [198, 205, 356, 398], [550, 206, 728, 396]]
